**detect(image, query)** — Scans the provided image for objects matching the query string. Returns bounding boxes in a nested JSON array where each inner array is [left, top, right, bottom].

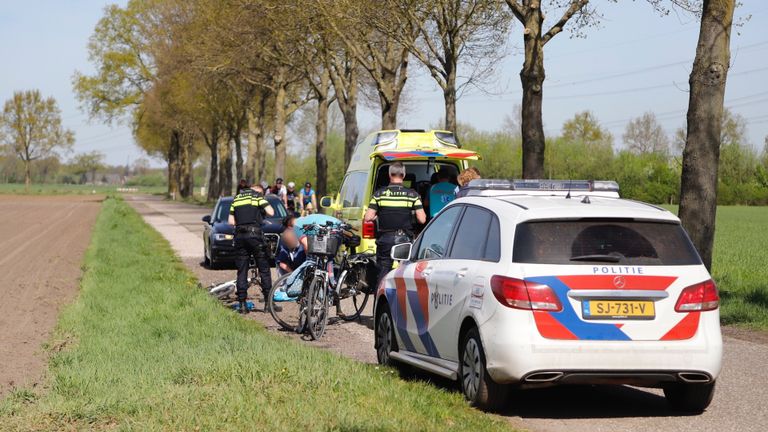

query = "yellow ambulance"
[[319, 129, 481, 252]]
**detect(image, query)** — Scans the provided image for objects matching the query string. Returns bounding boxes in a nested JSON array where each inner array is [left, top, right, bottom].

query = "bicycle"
[[334, 239, 376, 321], [267, 221, 367, 339], [207, 233, 280, 304]]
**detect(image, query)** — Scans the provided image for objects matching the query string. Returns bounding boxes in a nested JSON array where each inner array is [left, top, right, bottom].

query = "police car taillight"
[[490, 275, 562, 312], [674, 279, 719, 312], [362, 221, 375, 239]]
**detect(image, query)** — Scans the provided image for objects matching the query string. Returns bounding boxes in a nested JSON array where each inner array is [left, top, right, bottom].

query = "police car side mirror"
[[320, 196, 333, 208], [202, 215, 212, 224], [391, 242, 413, 262]]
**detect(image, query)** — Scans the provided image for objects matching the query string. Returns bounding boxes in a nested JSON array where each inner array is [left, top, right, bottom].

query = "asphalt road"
[[128, 194, 768, 432]]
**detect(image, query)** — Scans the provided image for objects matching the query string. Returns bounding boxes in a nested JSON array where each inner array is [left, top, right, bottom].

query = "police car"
[[373, 179, 722, 413]]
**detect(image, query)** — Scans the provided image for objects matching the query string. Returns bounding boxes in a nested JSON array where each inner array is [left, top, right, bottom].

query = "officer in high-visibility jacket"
[[228, 182, 274, 313], [364, 162, 427, 283]]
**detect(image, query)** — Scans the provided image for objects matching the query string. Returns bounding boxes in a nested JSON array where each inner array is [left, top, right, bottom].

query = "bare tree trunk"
[[381, 98, 398, 130], [328, 56, 359, 169], [678, 0, 735, 271], [256, 113, 267, 183], [315, 72, 331, 198], [206, 148, 218, 200], [379, 53, 409, 130], [443, 66, 457, 133], [273, 80, 288, 180], [179, 132, 193, 199], [23, 158, 31, 191], [219, 138, 233, 196], [247, 109, 259, 183], [342, 104, 359, 169], [167, 130, 181, 200], [520, 9, 546, 179], [233, 126, 244, 183], [206, 125, 220, 201]]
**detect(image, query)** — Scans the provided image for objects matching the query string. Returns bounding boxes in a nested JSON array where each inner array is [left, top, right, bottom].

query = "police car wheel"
[[459, 328, 507, 412], [375, 304, 398, 366]]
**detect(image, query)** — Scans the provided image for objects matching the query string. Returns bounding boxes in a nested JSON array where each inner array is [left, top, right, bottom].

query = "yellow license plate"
[[582, 300, 655, 320]]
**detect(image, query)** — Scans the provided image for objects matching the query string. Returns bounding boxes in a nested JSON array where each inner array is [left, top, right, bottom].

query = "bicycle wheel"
[[335, 268, 370, 321], [267, 272, 303, 332], [307, 273, 329, 340]]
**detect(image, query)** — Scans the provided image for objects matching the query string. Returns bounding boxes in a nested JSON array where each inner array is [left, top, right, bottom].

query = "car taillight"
[[674, 279, 719, 312], [490, 275, 562, 312], [362, 221, 375, 239]]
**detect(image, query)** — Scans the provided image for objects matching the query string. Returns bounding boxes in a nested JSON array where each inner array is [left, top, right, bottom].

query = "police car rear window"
[[512, 219, 702, 266]]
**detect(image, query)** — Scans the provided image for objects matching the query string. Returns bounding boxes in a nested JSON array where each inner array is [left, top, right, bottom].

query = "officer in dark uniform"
[[228, 181, 275, 313], [365, 162, 427, 282]]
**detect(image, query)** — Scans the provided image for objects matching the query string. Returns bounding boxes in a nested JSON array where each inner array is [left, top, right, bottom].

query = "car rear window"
[[513, 219, 702, 266]]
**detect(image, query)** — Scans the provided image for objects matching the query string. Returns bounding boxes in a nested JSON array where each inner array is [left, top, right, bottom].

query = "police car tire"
[[375, 303, 398, 366], [663, 381, 716, 413], [460, 328, 507, 412]]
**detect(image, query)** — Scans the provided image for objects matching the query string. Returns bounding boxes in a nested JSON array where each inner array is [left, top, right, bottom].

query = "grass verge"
[[0, 197, 507, 431]]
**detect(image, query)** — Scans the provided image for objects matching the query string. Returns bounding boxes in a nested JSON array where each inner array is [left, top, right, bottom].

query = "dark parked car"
[[203, 195, 287, 269]]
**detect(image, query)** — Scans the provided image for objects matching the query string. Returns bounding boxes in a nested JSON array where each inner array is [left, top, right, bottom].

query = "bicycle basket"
[[306, 233, 341, 256]]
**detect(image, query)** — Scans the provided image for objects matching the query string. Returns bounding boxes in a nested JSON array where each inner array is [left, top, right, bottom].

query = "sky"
[[1, 1, 766, 167]]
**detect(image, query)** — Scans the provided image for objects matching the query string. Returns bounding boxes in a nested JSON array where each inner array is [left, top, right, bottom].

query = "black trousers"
[[234, 233, 272, 302], [375, 231, 411, 283]]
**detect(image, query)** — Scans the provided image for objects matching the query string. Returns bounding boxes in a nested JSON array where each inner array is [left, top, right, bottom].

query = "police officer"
[[364, 162, 427, 282], [228, 181, 275, 313]]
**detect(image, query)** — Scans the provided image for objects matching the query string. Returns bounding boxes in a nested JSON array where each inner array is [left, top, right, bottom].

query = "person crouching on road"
[[275, 229, 306, 276], [228, 181, 275, 314], [364, 161, 426, 283]]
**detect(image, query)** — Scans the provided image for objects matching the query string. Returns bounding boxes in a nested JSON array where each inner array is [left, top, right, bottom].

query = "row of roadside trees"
[[69, 0, 736, 269]]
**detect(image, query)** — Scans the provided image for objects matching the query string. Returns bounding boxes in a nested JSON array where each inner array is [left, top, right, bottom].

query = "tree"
[[326, 48, 360, 169], [0, 90, 74, 189], [382, 0, 510, 133], [74, 0, 198, 200], [561, 111, 612, 147], [503, 0, 596, 179], [70, 151, 105, 184], [674, 108, 746, 153], [623, 112, 670, 155], [678, 0, 736, 270], [316, 0, 418, 129]]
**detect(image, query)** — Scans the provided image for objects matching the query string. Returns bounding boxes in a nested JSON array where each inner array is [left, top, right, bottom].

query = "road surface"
[[127, 194, 768, 432]]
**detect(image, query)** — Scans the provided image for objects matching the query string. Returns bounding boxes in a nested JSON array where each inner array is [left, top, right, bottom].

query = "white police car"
[[373, 179, 722, 413]]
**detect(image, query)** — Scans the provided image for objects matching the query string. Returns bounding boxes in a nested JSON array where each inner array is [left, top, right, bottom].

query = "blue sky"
[[1, 1, 766, 166]]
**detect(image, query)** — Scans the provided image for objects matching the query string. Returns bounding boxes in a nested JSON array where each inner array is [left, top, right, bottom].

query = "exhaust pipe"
[[524, 372, 564, 383], [678, 372, 712, 383]]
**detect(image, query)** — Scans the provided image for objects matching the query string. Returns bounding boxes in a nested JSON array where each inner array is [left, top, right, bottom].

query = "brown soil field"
[[0, 195, 101, 397]]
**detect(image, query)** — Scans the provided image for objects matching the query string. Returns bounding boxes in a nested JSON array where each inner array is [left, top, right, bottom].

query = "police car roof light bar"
[[465, 179, 620, 193]]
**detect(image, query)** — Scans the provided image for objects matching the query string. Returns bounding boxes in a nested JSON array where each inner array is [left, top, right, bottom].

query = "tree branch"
[[542, 0, 589, 45], [503, 0, 525, 23]]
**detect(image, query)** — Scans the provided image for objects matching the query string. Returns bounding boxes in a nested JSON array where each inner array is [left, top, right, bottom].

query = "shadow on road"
[[500, 385, 690, 419], [400, 367, 693, 420]]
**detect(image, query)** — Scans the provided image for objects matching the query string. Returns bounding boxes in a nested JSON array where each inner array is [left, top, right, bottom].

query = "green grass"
[[0, 183, 166, 196], [662, 205, 768, 329], [0, 197, 508, 431], [709, 207, 768, 329]]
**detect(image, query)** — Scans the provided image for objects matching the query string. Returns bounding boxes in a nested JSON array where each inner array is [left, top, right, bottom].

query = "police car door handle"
[[456, 268, 469, 278], [421, 267, 433, 277]]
